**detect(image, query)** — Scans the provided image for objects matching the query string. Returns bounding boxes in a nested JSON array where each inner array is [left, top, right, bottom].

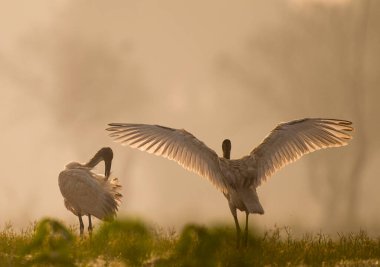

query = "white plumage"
[[107, 118, 353, 247], [58, 147, 122, 236]]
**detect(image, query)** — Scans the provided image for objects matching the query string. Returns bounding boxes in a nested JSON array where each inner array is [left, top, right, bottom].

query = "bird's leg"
[[244, 211, 249, 248], [229, 204, 241, 248], [78, 215, 84, 237], [88, 215, 93, 237], [233, 212, 241, 249]]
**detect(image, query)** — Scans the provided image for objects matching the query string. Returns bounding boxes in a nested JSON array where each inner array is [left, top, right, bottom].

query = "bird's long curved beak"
[[104, 158, 112, 179]]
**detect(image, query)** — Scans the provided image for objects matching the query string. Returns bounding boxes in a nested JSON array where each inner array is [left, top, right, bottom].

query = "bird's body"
[[59, 165, 121, 220], [107, 118, 353, 247], [218, 156, 263, 213], [58, 147, 122, 236]]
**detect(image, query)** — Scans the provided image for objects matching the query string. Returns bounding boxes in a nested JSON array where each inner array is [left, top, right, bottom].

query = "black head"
[[98, 147, 113, 162], [86, 147, 113, 178], [222, 139, 231, 159]]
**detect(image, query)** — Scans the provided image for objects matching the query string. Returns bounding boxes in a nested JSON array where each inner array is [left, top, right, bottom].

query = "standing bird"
[[58, 147, 122, 236], [106, 118, 353, 247]]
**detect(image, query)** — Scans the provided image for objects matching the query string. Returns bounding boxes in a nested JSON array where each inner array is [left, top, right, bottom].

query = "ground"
[[1, 218, 380, 266]]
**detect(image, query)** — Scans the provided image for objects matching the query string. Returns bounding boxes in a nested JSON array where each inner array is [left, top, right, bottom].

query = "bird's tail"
[[238, 188, 264, 215], [95, 174, 123, 220]]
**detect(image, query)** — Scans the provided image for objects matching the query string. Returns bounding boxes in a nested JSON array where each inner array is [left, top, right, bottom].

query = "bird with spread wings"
[[107, 118, 353, 247]]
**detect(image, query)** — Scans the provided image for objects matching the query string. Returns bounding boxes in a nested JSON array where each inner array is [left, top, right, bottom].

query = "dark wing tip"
[[338, 120, 353, 125], [300, 118, 354, 131], [320, 118, 352, 124], [108, 122, 124, 127], [344, 126, 354, 132], [330, 119, 354, 132], [106, 123, 128, 131], [328, 119, 354, 131]]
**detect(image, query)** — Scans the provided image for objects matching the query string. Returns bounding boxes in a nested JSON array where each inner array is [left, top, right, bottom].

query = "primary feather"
[[251, 118, 353, 187], [108, 123, 228, 192]]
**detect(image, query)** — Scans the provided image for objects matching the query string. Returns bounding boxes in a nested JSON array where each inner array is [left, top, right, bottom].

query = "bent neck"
[[65, 162, 86, 170], [223, 150, 230, 159], [85, 147, 113, 178]]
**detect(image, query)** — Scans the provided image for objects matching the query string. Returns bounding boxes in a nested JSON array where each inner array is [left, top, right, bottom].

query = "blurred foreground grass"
[[1, 218, 380, 266]]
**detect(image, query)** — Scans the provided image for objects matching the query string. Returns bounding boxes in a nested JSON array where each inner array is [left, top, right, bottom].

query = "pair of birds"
[[59, 118, 353, 246]]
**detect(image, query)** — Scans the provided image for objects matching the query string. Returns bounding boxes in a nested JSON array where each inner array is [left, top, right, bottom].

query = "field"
[[1, 218, 380, 267]]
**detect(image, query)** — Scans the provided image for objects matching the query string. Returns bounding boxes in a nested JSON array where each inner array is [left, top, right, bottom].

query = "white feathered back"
[[59, 164, 122, 220]]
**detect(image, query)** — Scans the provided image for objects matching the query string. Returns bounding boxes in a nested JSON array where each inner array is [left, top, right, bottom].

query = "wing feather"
[[251, 118, 353, 187], [107, 123, 228, 192], [58, 169, 121, 220]]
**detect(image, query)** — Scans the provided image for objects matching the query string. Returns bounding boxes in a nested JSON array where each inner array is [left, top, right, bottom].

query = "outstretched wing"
[[107, 123, 227, 192], [250, 118, 353, 187]]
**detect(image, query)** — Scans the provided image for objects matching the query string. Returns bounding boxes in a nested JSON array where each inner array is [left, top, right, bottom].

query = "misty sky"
[[1, 0, 379, 235]]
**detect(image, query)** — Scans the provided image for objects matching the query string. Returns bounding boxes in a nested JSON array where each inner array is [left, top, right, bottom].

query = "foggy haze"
[[1, 0, 379, 235]]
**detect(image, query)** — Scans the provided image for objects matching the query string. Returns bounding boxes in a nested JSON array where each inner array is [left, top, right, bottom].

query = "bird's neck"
[[86, 154, 103, 169], [65, 162, 87, 170], [223, 151, 230, 160]]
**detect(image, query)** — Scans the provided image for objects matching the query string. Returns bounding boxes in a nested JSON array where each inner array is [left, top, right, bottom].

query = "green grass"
[[1, 218, 380, 266]]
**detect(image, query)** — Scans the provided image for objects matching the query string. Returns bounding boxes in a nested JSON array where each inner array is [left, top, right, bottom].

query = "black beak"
[[101, 147, 113, 179], [104, 158, 112, 179]]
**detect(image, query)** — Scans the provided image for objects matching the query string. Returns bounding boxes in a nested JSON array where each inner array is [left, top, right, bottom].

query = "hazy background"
[[1, 0, 379, 234]]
